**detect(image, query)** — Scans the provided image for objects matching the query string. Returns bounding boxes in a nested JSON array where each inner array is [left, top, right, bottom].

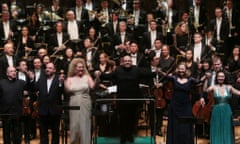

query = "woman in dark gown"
[[166, 62, 204, 144]]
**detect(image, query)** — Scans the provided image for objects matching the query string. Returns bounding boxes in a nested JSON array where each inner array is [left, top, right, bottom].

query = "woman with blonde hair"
[[173, 21, 190, 55], [64, 58, 95, 144]]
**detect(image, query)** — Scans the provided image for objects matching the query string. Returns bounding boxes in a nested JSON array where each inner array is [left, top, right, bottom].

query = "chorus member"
[[173, 21, 189, 56], [0, 66, 26, 144], [33, 62, 64, 144], [166, 62, 204, 144], [203, 71, 240, 144], [0, 42, 16, 79], [64, 58, 95, 144], [98, 55, 155, 143]]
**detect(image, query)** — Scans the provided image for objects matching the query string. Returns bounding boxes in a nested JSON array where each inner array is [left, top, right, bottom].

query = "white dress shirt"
[[18, 72, 26, 81], [3, 21, 10, 39], [131, 53, 137, 66], [57, 32, 63, 46], [216, 18, 222, 41], [47, 76, 54, 93], [193, 43, 202, 62], [76, 6, 82, 21], [35, 69, 41, 82], [6, 55, 13, 67], [68, 20, 79, 40]]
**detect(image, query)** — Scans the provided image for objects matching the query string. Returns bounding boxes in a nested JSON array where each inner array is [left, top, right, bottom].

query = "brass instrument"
[[43, 10, 63, 21], [88, 10, 97, 21], [10, 4, 22, 19]]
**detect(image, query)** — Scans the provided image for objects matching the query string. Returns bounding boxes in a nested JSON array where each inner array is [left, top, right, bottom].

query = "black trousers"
[[118, 103, 138, 139], [39, 115, 61, 144], [2, 117, 21, 144]]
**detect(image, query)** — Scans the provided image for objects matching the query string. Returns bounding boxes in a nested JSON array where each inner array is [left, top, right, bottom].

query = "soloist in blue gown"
[[166, 76, 197, 144], [210, 86, 234, 144]]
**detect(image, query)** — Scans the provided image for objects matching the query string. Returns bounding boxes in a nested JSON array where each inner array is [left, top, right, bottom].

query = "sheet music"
[[107, 85, 117, 93]]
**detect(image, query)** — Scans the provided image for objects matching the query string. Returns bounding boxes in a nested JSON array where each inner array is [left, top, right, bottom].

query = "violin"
[[153, 74, 166, 109], [31, 101, 39, 119], [22, 96, 31, 115]]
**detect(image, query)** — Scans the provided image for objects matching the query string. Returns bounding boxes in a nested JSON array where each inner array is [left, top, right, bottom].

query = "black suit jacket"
[[209, 18, 229, 42], [35, 74, 63, 116], [0, 20, 17, 46], [0, 78, 25, 117], [142, 31, 164, 52], [71, 6, 89, 24], [0, 54, 16, 79], [48, 32, 70, 55]]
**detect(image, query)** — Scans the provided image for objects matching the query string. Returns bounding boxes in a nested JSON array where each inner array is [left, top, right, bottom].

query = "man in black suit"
[[188, 0, 208, 34], [209, 7, 229, 62], [113, 21, 134, 61], [0, 66, 26, 144], [142, 20, 163, 53], [0, 11, 17, 46], [0, 42, 16, 79], [191, 32, 208, 63], [71, 0, 89, 24], [98, 55, 156, 144], [48, 21, 70, 55], [33, 62, 64, 144]]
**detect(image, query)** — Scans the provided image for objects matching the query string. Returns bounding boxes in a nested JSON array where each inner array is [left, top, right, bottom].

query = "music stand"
[[61, 105, 80, 144]]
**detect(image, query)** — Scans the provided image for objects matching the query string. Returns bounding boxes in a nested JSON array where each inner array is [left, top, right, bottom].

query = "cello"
[[153, 74, 166, 109]]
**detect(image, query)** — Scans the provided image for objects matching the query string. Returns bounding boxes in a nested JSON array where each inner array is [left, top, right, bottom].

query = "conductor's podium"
[[94, 136, 154, 144]]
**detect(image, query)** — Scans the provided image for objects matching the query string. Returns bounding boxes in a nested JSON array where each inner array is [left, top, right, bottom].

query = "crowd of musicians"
[[1, 0, 240, 143]]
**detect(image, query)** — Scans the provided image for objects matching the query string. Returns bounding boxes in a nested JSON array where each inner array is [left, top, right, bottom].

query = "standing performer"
[[64, 58, 95, 144], [166, 62, 204, 144]]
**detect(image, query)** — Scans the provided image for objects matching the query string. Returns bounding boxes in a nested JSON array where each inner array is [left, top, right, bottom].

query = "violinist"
[[144, 52, 165, 136], [16, 59, 34, 143]]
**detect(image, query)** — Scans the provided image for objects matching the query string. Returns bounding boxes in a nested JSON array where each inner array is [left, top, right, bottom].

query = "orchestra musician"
[[142, 20, 164, 53], [16, 59, 34, 143], [70, 0, 89, 24], [49, 0, 64, 19], [0, 42, 17, 79], [16, 26, 35, 60], [0, 10, 17, 46], [208, 7, 229, 62], [48, 21, 70, 55], [173, 21, 190, 56]]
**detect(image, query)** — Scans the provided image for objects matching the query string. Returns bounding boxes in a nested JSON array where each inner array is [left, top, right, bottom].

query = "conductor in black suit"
[[98, 55, 156, 143], [32, 62, 64, 144], [0, 66, 26, 144]]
